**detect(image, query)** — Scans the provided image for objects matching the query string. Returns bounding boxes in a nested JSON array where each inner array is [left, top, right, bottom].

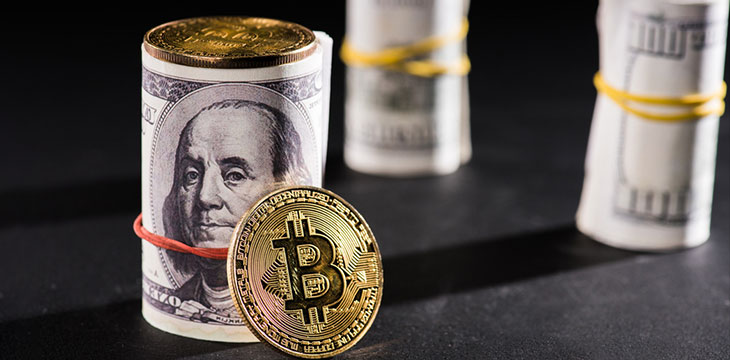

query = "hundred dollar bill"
[[576, 0, 728, 250], [140, 17, 332, 342], [344, 0, 471, 176]]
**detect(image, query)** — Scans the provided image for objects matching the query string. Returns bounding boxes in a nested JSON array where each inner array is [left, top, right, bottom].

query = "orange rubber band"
[[133, 213, 228, 260]]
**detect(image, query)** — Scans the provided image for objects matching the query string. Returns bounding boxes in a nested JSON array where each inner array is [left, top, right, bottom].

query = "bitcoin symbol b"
[[272, 213, 345, 330]]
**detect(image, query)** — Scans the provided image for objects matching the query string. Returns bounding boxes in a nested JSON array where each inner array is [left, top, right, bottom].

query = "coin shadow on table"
[[0, 225, 638, 358], [382, 224, 638, 305]]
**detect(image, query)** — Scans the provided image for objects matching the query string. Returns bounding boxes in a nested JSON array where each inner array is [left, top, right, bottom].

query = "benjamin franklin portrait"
[[161, 99, 311, 319]]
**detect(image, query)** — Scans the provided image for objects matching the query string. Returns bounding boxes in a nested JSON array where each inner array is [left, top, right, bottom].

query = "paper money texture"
[[140, 33, 332, 342], [576, 0, 728, 250], [344, 0, 471, 176]]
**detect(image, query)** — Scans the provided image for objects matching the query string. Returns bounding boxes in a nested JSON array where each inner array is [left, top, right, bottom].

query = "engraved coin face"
[[144, 16, 316, 68], [227, 186, 383, 358]]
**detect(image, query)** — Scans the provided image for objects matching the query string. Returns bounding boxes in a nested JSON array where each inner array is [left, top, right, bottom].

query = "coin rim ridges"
[[143, 16, 317, 69]]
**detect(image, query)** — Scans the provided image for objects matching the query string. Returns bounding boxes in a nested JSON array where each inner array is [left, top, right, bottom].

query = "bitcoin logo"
[[228, 186, 383, 359], [271, 212, 345, 332]]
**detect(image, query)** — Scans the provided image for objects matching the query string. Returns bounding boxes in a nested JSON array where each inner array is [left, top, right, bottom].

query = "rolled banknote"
[[140, 17, 332, 342], [576, 0, 728, 251], [342, 0, 471, 176]]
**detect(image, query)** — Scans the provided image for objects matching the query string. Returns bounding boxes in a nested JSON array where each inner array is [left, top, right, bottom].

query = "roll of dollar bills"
[[576, 0, 728, 251], [140, 17, 332, 342], [342, 0, 471, 176]]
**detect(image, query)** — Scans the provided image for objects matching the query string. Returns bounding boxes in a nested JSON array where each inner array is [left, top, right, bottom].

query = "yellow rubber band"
[[594, 72, 726, 122], [382, 54, 471, 77], [340, 18, 470, 77]]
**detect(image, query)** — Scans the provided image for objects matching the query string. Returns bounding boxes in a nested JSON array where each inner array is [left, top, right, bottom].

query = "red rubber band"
[[133, 213, 228, 260]]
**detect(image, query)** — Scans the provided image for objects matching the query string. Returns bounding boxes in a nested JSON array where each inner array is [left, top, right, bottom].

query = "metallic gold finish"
[[144, 16, 317, 68], [228, 186, 383, 358]]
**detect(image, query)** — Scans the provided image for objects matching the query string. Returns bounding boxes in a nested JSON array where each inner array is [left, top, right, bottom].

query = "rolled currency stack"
[[140, 17, 332, 342], [342, 0, 471, 176], [576, 0, 728, 251]]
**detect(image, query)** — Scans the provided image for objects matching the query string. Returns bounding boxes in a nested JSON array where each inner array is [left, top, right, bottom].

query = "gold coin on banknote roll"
[[227, 186, 383, 358], [140, 16, 333, 342], [144, 16, 317, 68]]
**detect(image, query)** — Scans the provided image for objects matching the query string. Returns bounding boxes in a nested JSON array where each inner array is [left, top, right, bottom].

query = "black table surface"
[[1, 4, 728, 359]]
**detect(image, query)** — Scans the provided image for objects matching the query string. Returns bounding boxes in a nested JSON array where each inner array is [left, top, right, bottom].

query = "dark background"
[[1, 2, 728, 359]]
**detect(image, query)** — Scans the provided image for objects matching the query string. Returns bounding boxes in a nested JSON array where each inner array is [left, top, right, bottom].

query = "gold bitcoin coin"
[[144, 16, 317, 68], [227, 186, 383, 358]]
